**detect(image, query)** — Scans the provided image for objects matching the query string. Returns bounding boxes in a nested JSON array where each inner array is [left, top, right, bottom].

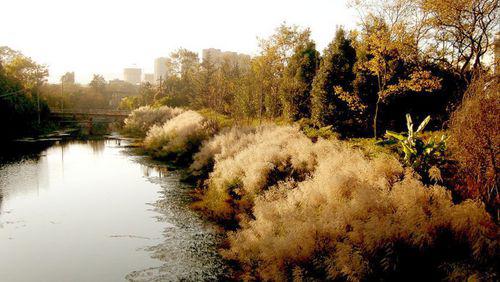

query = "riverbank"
[[121, 106, 499, 281]]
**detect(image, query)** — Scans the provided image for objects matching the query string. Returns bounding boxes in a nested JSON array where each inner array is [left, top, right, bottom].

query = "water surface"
[[0, 139, 226, 281]]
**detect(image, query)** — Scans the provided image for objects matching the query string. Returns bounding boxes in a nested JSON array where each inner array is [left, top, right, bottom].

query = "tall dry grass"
[[143, 110, 208, 162], [194, 125, 342, 222], [123, 106, 184, 136], [223, 144, 498, 280], [126, 106, 497, 280], [189, 125, 259, 177]]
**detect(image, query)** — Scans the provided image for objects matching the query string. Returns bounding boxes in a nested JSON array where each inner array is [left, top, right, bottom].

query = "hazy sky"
[[1, 0, 358, 83]]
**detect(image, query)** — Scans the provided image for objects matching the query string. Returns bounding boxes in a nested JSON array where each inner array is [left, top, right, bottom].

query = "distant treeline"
[[40, 75, 139, 110]]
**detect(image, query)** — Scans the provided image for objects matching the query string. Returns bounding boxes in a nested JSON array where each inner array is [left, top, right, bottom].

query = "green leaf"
[[385, 130, 405, 141], [406, 114, 413, 135], [416, 116, 431, 133], [376, 139, 397, 146]]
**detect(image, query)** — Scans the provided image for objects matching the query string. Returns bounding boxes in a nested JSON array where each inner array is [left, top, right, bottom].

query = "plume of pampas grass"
[[224, 143, 497, 280], [196, 125, 341, 222], [123, 106, 184, 136], [144, 110, 208, 160]]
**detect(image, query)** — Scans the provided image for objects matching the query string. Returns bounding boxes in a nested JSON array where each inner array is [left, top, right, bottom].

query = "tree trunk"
[[373, 97, 381, 139]]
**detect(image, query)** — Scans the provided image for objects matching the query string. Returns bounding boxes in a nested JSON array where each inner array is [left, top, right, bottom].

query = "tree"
[[83, 74, 107, 108], [159, 48, 200, 107], [311, 27, 360, 129], [421, 0, 499, 76], [61, 72, 75, 84], [281, 37, 319, 121], [232, 67, 260, 119], [360, 17, 441, 138], [253, 24, 312, 118], [0, 47, 50, 139], [89, 74, 106, 94], [0, 46, 48, 90], [352, 0, 499, 77], [165, 48, 200, 78], [197, 51, 217, 109]]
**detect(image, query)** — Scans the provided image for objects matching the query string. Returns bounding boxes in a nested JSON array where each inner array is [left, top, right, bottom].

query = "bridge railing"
[[51, 109, 131, 116]]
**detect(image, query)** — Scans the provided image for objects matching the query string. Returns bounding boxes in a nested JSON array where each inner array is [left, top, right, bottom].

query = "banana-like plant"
[[385, 114, 448, 182]]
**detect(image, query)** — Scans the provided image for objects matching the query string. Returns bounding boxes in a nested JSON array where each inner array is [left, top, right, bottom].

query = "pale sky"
[[0, 0, 358, 84]]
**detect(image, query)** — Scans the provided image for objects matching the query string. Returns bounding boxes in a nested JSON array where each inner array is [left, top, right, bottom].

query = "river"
[[0, 138, 227, 282]]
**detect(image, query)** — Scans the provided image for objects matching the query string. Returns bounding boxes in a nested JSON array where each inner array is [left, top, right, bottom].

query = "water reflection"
[[126, 171, 228, 281], [140, 164, 170, 179], [0, 139, 226, 281], [0, 140, 52, 164], [0, 157, 50, 211]]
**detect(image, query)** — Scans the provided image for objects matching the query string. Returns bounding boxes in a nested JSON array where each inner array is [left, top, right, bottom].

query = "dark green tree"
[[281, 39, 319, 121], [310, 28, 358, 129]]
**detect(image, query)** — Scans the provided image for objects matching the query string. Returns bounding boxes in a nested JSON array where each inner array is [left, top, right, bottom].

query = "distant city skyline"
[[0, 0, 357, 84]]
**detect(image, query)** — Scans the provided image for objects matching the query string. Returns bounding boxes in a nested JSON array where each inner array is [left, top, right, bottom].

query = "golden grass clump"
[[195, 125, 342, 222], [224, 144, 498, 280], [123, 106, 184, 136], [143, 110, 208, 161], [189, 125, 259, 177]]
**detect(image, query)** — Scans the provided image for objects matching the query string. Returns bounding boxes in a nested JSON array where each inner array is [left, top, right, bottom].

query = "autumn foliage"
[[449, 75, 499, 219], [118, 0, 499, 278], [125, 102, 498, 280]]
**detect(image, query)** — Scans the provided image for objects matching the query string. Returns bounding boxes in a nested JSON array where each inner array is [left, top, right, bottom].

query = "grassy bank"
[[121, 105, 498, 281]]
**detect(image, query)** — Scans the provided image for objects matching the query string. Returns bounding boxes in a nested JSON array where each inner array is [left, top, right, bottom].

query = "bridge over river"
[[50, 109, 131, 125], [51, 108, 130, 117]]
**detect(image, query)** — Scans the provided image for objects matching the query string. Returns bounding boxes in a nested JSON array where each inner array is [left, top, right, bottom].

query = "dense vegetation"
[[3, 0, 497, 278], [119, 0, 499, 280], [0, 46, 52, 140], [40, 74, 140, 110], [123, 90, 498, 280]]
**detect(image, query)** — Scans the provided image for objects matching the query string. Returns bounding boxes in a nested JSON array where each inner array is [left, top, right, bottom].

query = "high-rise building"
[[154, 57, 168, 82], [123, 68, 142, 85], [202, 48, 250, 70], [143, 73, 155, 84]]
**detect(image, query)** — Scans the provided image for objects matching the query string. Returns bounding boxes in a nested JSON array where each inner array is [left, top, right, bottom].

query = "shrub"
[[197, 108, 234, 132], [298, 118, 339, 141], [143, 110, 209, 163], [123, 106, 184, 137], [224, 144, 498, 281], [448, 75, 499, 220], [195, 125, 340, 222]]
